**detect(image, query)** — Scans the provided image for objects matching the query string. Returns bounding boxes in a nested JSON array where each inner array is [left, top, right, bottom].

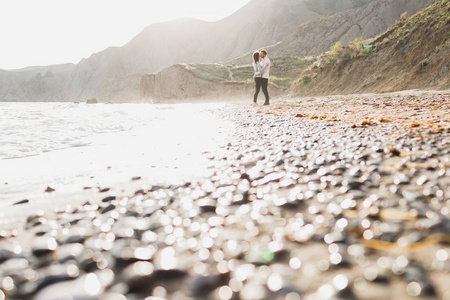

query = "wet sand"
[[1, 90, 450, 300]]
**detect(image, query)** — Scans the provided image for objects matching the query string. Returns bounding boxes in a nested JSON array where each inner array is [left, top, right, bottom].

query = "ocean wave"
[[0, 102, 163, 160]]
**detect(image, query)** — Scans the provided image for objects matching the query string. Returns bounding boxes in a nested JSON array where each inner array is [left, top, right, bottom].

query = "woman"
[[252, 51, 262, 104]]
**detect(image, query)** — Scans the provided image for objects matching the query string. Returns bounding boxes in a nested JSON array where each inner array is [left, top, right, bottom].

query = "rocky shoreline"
[[1, 91, 450, 300]]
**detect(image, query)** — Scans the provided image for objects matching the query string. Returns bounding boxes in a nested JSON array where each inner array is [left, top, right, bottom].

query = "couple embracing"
[[252, 49, 270, 105]]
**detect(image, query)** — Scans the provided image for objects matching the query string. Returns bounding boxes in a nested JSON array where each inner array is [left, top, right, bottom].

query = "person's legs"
[[262, 78, 269, 105], [254, 78, 262, 103]]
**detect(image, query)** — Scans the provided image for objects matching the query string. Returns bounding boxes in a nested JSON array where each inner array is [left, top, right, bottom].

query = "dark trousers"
[[254, 77, 262, 102], [261, 78, 269, 103]]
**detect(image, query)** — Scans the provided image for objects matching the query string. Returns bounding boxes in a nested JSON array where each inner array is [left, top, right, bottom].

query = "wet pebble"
[[2, 105, 450, 299], [31, 237, 58, 257], [13, 199, 29, 205]]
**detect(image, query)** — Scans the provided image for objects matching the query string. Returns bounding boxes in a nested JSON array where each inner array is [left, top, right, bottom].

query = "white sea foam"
[[0, 102, 167, 159], [0, 102, 234, 210]]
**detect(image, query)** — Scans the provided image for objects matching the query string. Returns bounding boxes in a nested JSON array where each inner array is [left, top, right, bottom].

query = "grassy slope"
[[291, 0, 450, 96], [185, 57, 314, 90]]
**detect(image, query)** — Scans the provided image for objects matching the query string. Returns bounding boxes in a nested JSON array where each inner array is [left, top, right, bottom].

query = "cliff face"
[[228, 0, 433, 65], [139, 64, 286, 102], [269, 0, 434, 58], [0, 0, 380, 102], [290, 0, 450, 96], [140, 65, 220, 100]]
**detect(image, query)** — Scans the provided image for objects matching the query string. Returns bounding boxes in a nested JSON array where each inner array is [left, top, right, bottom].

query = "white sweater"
[[260, 57, 271, 79], [253, 62, 262, 77]]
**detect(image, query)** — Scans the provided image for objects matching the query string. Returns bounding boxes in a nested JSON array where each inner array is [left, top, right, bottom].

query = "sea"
[[0, 102, 234, 223]]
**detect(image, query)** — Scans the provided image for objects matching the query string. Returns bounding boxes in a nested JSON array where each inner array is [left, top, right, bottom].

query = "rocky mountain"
[[269, 0, 435, 58], [229, 0, 434, 64], [290, 0, 450, 96], [0, 0, 378, 102], [0, 64, 72, 102]]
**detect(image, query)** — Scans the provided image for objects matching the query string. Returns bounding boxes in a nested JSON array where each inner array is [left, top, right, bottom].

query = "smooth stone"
[[153, 268, 187, 280], [32, 273, 104, 300], [266, 286, 303, 299], [26, 211, 45, 224], [31, 237, 58, 257], [200, 205, 217, 214], [188, 273, 230, 297], [0, 258, 29, 275], [25, 217, 47, 229], [53, 243, 85, 263], [59, 234, 87, 245], [58, 226, 93, 245], [97, 293, 129, 300], [31, 224, 55, 236], [245, 248, 275, 265], [13, 199, 29, 205], [345, 180, 363, 190], [100, 204, 116, 214], [240, 283, 267, 300], [121, 261, 155, 293], [0, 249, 20, 263], [44, 186, 55, 193], [102, 195, 116, 202]]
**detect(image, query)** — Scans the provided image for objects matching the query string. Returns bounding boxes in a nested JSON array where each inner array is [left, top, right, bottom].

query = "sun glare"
[[0, 0, 251, 70]]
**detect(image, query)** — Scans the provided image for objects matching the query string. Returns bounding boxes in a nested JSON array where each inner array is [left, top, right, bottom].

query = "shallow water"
[[0, 102, 234, 209], [0, 102, 198, 160]]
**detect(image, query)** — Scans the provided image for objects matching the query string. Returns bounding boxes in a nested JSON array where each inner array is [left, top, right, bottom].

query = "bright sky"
[[0, 0, 251, 70]]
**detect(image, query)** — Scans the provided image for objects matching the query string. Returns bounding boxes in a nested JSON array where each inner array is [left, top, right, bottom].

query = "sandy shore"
[[1, 90, 450, 300]]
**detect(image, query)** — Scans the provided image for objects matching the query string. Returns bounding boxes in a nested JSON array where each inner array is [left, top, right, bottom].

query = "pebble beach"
[[1, 90, 450, 300]]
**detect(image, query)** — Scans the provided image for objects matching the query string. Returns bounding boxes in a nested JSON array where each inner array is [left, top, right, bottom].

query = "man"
[[259, 49, 271, 105]]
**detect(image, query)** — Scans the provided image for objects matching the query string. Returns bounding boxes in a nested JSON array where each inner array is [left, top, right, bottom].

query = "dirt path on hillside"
[[257, 90, 450, 132]]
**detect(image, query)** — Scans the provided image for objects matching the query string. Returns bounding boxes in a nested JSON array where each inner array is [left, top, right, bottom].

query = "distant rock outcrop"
[[140, 64, 285, 101], [0, 64, 74, 102], [86, 98, 98, 104]]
